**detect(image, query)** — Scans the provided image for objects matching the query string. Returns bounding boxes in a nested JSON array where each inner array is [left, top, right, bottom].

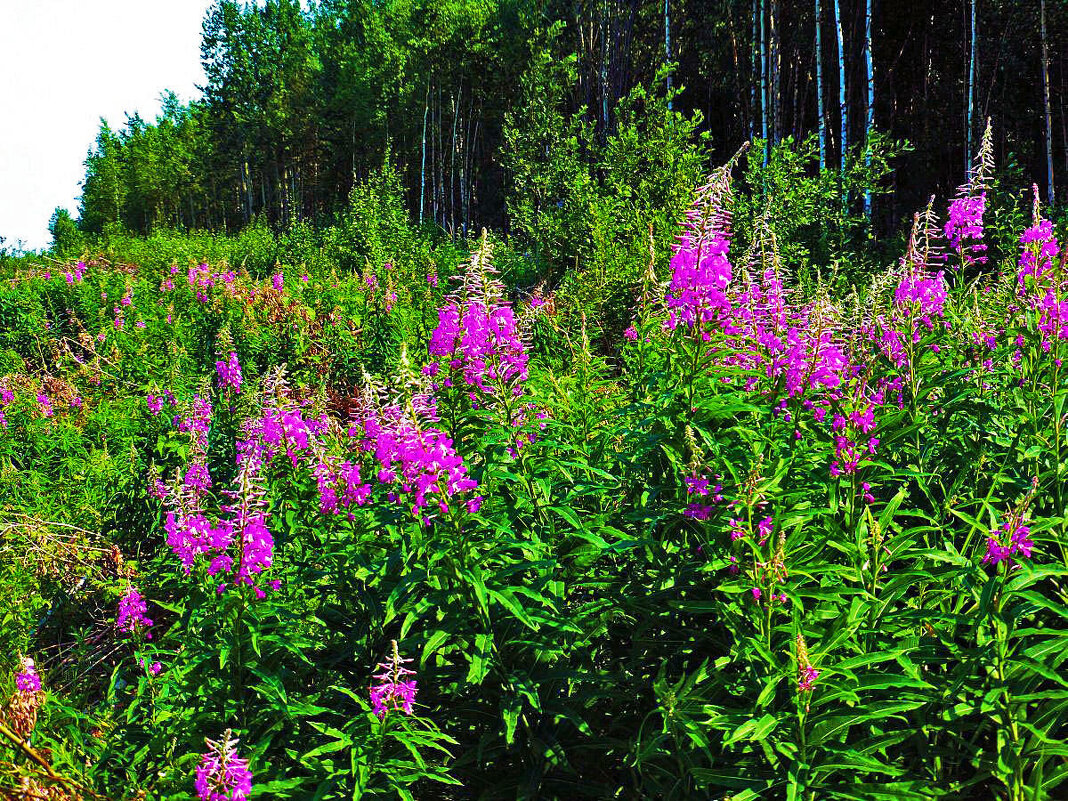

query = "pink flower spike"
[[195, 730, 252, 801]]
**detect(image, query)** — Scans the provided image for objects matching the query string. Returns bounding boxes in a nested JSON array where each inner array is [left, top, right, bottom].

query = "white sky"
[[0, 1, 212, 252]]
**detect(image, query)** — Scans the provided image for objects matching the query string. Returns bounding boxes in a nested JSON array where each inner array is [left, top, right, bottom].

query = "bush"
[[4, 132, 1068, 801]]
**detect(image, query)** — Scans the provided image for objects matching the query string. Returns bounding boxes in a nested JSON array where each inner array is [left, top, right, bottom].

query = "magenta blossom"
[[15, 659, 42, 694], [798, 665, 820, 693], [195, 730, 252, 801], [370, 642, 417, 719], [944, 192, 987, 268], [116, 588, 154, 638], [982, 516, 1034, 568], [216, 352, 243, 394]]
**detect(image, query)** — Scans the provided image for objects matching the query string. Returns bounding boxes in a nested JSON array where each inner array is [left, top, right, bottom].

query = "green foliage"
[[47, 208, 85, 259], [502, 29, 587, 275], [79, 121, 127, 236], [735, 132, 910, 291], [7, 135, 1068, 801], [334, 158, 423, 273], [503, 38, 707, 338]]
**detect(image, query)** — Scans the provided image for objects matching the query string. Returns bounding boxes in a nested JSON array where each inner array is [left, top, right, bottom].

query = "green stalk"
[[992, 580, 1024, 799]]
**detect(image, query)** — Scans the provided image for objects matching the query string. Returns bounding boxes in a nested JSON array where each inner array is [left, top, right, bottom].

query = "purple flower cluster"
[[0, 384, 12, 428], [666, 231, 733, 333], [116, 588, 154, 638], [256, 377, 371, 526], [181, 262, 247, 303], [216, 352, 243, 394], [944, 192, 987, 268], [781, 326, 848, 398], [364, 270, 379, 295], [370, 642, 417, 719], [820, 376, 899, 477], [982, 517, 1034, 568], [429, 243, 530, 399], [165, 394, 239, 582], [352, 398, 479, 520], [684, 473, 723, 519], [796, 635, 819, 693], [176, 394, 213, 454], [195, 730, 252, 801], [139, 657, 163, 676], [313, 459, 372, 517], [260, 402, 330, 468], [165, 509, 227, 573], [215, 423, 276, 596], [1016, 212, 1065, 352], [15, 659, 41, 694], [798, 665, 819, 693], [165, 401, 280, 597], [874, 268, 952, 373], [665, 174, 735, 333], [895, 270, 947, 323], [1018, 219, 1060, 289], [63, 261, 86, 285], [430, 300, 529, 395], [713, 264, 847, 399], [187, 262, 218, 303], [504, 401, 548, 458], [164, 394, 220, 573]]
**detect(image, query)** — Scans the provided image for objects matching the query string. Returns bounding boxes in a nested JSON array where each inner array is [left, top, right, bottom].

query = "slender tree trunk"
[[281, 158, 289, 225], [864, 0, 874, 216], [726, 3, 744, 141], [834, 0, 847, 175], [420, 83, 429, 226], [967, 0, 977, 175], [1041, 0, 1055, 205], [664, 0, 672, 108], [243, 158, 253, 222], [751, 0, 759, 140], [792, 39, 802, 140], [760, 0, 769, 164], [239, 161, 248, 224], [210, 175, 218, 231], [1061, 58, 1067, 194], [451, 83, 460, 238], [816, 0, 826, 169], [434, 92, 439, 228], [770, 0, 781, 144], [437, 84, 444, 227], [601, 0, 610, 132], [470, 108, 481, 233], [433, 88, 439, 226], [462, 96, 472, 236]]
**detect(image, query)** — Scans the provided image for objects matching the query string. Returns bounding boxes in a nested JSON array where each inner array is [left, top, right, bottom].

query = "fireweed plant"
[[4, 134, 1068, 800]]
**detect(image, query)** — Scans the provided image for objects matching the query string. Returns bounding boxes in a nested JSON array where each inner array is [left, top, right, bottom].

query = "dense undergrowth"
[[4, 131, 1068, 800]]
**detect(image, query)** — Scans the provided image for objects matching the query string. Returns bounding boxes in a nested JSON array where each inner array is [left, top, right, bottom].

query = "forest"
[[4, 0, 1068, 800], [64, 0, 1066, 243]]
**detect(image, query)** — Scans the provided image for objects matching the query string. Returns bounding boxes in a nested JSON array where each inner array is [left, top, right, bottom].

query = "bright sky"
[[0, 0, 212, 252]]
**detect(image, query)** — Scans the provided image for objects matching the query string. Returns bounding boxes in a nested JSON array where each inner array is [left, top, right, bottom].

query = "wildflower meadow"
[[4, 123, 1068, 799]]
